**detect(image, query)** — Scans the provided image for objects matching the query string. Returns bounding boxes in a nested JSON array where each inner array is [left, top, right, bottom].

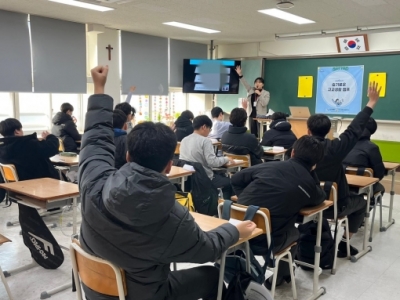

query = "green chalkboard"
[[264, 54, 400, 121], [217, 59, 262, 113]]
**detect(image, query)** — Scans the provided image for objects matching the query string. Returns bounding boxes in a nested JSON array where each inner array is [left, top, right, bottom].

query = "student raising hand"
[[91, 65, 109, 94], [235, 220, 257, 239], [366, 81, 382, 110]]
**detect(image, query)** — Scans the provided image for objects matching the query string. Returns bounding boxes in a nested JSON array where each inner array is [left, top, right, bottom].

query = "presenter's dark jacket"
[[174, 115, 193, 142], [314, 107, 373, 209], [232, 159, 325, 250], [0, 133, 59, 180], [52, 112, 81, 153], [221, 126, 264, 166], [343, 130, 385, 181], [261, 119, 297, 149], [78, 94, 239, 300]]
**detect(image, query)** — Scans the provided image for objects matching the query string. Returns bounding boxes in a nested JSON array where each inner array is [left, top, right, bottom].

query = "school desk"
[[381, 162, 400, 231], [50, 154, 79, 167], [167, 166, 195, 191], [264, 149, 287, 161], [254, 118, 271, 137]]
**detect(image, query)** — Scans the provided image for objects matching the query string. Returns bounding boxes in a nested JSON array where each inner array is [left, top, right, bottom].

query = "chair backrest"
[[345, 166, 373, 177], [70, 239, 127, 298], [174, 142, 180, 155], [320, 181, 338, 219], [223, 152, 251, 168], [217, 199, 272, 246], [0, 163, 19, 182], [58, 138, 65, 152]]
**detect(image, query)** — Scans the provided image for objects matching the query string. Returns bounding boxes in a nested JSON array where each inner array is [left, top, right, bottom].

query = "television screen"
[[182, 59, 241, 94]]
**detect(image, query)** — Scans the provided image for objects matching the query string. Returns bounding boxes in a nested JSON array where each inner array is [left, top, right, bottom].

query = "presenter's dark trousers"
[[249, 117, 259, 138]]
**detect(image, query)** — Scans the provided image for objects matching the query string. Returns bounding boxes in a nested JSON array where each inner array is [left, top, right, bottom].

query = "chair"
[[58, 138, 65, 152], [70, 239, 127, 300], [217, 200, 297, 300], [0, 234, 13, 299], [320, 182, 350, 274], [223, 152, 251, 169], [174, 142, 180, 155], [345, 166, 383, 242]]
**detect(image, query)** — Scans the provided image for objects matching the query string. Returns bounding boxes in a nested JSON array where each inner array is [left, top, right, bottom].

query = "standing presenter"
[[235, 66, 270, 137]]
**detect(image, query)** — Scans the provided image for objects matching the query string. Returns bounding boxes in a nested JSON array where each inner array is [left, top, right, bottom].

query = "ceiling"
[[0, 0, 400, 44]]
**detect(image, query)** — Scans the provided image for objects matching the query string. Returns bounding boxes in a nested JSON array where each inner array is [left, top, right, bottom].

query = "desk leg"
[[351, 187, 372, 262], [72, 197, 77, 235], [217, 251, 227, 300], [260, 122, 264, 138], [382, 170, 396, 231], [181, 177, 185, 192], [245, 241, 251, 273], [3, 260, 38, 277], [306, 211, 326, 300]]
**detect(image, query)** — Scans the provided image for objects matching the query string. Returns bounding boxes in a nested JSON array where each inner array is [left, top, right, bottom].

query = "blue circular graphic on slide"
[[322, 70, 357, 108]]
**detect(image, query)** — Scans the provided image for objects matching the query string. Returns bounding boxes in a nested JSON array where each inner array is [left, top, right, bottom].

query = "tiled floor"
[[1, 194, 400, 300]]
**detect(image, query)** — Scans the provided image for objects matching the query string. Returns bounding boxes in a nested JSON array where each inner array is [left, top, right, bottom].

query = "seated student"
[[343, 117, 385, 196], [115, 102, 136, 134], [0, 118, 59, 180], [112, 109, 128, 169], [208, 106, 230, 140], [78, 65, 256, 300], [173, 110, 194, 141], [308, 82, 381, 257], [232, 136, 326, 289], [261, 112, 297, 149], [180, 115, 234, 199], [52, 103, 82, 153], [221, 108, 264, 166]]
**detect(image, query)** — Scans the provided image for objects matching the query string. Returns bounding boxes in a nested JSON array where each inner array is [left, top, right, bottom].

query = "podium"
[[288, 118, 338, 140]]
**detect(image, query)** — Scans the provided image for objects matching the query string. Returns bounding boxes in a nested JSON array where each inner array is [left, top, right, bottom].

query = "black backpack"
[[296, 217, 335, 270]]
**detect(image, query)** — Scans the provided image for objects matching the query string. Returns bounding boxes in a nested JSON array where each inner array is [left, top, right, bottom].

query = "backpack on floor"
[[296, 217, 335, 270]]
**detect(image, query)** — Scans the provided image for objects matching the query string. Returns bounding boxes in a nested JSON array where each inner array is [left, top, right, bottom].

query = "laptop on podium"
[[289, 106, 311, 118]]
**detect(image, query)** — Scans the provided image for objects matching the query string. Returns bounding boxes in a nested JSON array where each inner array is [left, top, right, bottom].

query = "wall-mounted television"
[[182, 59, 241, 94]]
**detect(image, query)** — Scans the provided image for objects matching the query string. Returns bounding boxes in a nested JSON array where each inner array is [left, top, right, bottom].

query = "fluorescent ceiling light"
[[48, 0, 114, 12], [258, 8, 315, 24], [163, 22, 220, 33]]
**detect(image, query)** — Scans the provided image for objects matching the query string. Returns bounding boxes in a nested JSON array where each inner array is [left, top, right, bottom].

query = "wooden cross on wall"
[[106, 44, 113, 61]]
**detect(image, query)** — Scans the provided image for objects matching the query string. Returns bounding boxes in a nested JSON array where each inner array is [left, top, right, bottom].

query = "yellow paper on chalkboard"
[[369, 73, 386, 97], [298, 76, 313, 98]]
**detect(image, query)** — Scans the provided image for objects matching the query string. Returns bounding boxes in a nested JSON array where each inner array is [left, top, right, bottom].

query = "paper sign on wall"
[[298, 76, 313, 98], [369, 73, 386, 97]]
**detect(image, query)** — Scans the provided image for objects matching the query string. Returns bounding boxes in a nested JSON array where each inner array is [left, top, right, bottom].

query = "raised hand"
[[366, 81, 381, 109], [91, 65, 109, 94], [241, 99, 248, 110], [129, 86, 136, 93], [235, 65, 242, 76]]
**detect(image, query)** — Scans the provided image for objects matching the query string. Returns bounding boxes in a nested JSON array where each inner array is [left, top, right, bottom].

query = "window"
[[0, 93, 14, 121], [19, 93, 51, 133], [120, 94, 151, 124], [51, 94, 82, 132]]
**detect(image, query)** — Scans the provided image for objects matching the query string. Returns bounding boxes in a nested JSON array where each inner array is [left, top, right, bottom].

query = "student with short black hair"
[[308, 82, 381, 257], [261, 112, 297, 149], [173, 110, 194, 141], [343, 117, 385, 196], [112, 109, 128, 169], [115, 102, 136, 133], [52, 102, 81, 153], [221, 108, 264, 166], [0, 118, 59, 181], [232, 136, 326, 289], [78, 65, 256, 300], [208, 106, 230, 139], [180, 115, 234, 199]]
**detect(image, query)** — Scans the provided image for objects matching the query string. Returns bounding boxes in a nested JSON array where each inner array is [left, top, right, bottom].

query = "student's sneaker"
[[337, 240, 358, 258]]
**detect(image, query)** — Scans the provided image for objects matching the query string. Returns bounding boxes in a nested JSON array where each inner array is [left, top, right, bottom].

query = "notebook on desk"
[[289, 106, 311, 118]]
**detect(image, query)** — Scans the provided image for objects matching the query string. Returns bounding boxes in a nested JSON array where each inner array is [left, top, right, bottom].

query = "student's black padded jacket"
[[261, 119, 297, 149], [343, 131, 385, 180], [174, 115, 193, 142], [314, 106, 373, 208], [78, 94, 239, 300], [221, 126, 264, 166], [113, 128, 127, 169], [0, 133, 59, 181], [52, 112, 81, 153], [232, 159, 325, 239]]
